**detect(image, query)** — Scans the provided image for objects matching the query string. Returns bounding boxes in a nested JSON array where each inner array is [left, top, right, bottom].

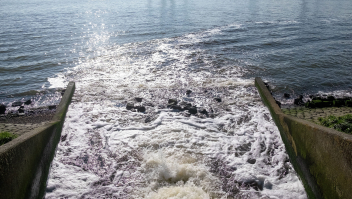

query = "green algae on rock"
[[318, 114, 352, 134], [0, 131, 18, 145]]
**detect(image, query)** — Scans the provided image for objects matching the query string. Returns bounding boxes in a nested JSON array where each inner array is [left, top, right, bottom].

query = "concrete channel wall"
[[255, 77, 352, 199], [0, 82, 75, 199]]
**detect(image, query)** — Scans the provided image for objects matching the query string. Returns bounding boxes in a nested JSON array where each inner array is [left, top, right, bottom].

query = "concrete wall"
[[0, 82, 75, 199], [255, 77, 352, 199]]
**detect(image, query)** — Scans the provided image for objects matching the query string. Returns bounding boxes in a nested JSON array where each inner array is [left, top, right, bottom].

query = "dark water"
[[1, 0, 352, 106]]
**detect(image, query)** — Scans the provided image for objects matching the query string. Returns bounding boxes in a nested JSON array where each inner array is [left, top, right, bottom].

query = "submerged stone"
[[168, 99, 178, 105], [294, 95, 304, 106], [24, 99, 32, 105], [189, 106, 197, 114], [214, 98, 222, 102], [136, 106, 146, 112], [126, 103, 134, 110], [199, 108, 208, 115], [12, 101, 23, 107], [284, 93, 290, 98], [135, 97, 143, 102]]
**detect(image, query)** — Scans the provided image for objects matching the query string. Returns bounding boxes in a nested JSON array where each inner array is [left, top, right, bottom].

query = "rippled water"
[[1, 0, 352, 198]]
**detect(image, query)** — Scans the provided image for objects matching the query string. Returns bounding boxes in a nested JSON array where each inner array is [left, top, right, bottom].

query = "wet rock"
[[144, 102, 154, 107], [135, 97, 143, 102], [168, 99, 178, 105], [247, 158, 256, 164], [333, 100, 344, 107], [180, 102, 192, 110], [283, 93, 290, 98], [126, 103, 134, 110], [145, 116, 152, 123], [18, 106, 25, 113], [24, 99, 32, 105], [136, 106, 146, 112], [312, 96, 322, 101], [186, 90, 192, 95], [327, 96, 335, 101], [346, 100, 352, 107], [61, 89, 66, 96], [170, 105, 182, 110], [199, 108, 208, 115], [12, 101, 23, 107], [293, 95, 304, 106], [0, 104, 6, 114], [48, 105, 57, 110], [275, 100, 281, 108], [214, 98, 222, 102], [189, 106, 197, 114], [264, 82, 270, 90]]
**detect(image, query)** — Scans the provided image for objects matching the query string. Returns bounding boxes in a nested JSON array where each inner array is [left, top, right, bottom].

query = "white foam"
[[45, 26, 307, 198]]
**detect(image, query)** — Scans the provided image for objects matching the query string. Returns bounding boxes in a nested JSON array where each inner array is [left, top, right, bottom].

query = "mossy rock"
[[318, 114, 352, 134], [0, 131, 18, 145]]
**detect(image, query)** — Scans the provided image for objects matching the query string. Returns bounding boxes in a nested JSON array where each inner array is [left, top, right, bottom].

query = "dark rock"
[[18, 107, 24, 113], [145, 116, 152, 123], [170, 105, 182, 110], [168, 99, 178, 105], [0, 104, 6, 114], [333, 100, 344, 107], [136, 106, 146, 112], [145, 102, 154, 107], [49, 105, 57, 110], [283, 93, 290, 98], [61, 89, 66, 96], [275, 100, 281, 108], [294, 95, 304, 106], [181, 102, 192, 110], [346, 100, 352, 107], [247, 158, 256, 164], [24, 99, 32, 105], [327, 96, 335, 101], [186, 90, 192, 95], [214, 98, 222, 102], [264, 82, 270, 90], [189, 106, 197, 114], [126, 103, 134, 110], [312, 96, 322, 101], [12, 101, 23, 107], [135, 97, 143, 102], [199, 108, 208, 115]]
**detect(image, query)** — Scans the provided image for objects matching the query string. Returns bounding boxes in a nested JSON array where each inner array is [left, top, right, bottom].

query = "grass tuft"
[[0, 131, 18, 145], [318, 114, 352, 134]]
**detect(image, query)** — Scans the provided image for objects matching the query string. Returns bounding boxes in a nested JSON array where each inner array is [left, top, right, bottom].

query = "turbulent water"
[[1, 0, 352, 198]]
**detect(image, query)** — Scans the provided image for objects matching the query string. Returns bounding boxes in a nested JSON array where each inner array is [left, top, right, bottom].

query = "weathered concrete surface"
[[0, 122, 50, 137], [256, 77, 352, 199], [282, 107, 352, 124], [0, 82, 75, 199]]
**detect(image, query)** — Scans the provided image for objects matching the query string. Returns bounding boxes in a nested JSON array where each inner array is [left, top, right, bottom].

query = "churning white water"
[[45, 27, 306, 199]]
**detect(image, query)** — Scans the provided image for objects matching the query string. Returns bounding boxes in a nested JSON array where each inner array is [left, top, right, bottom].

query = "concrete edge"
[[255, 77, 352, 199], [255, 77, 320, 198], [53, 82, 75, 122], [0, 82, 75, 199]]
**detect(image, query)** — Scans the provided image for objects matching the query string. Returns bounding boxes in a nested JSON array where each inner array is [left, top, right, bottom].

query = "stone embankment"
[[256, 77, 352, 199], [0, 82, 75, 199]]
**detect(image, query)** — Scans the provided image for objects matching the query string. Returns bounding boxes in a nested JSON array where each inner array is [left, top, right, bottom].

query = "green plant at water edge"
[[0, 131, 18, 145], [318, 114, 352, 134]]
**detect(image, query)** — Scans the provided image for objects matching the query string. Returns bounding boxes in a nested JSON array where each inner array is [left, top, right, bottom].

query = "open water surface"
[[1, 0, 352, 198]]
